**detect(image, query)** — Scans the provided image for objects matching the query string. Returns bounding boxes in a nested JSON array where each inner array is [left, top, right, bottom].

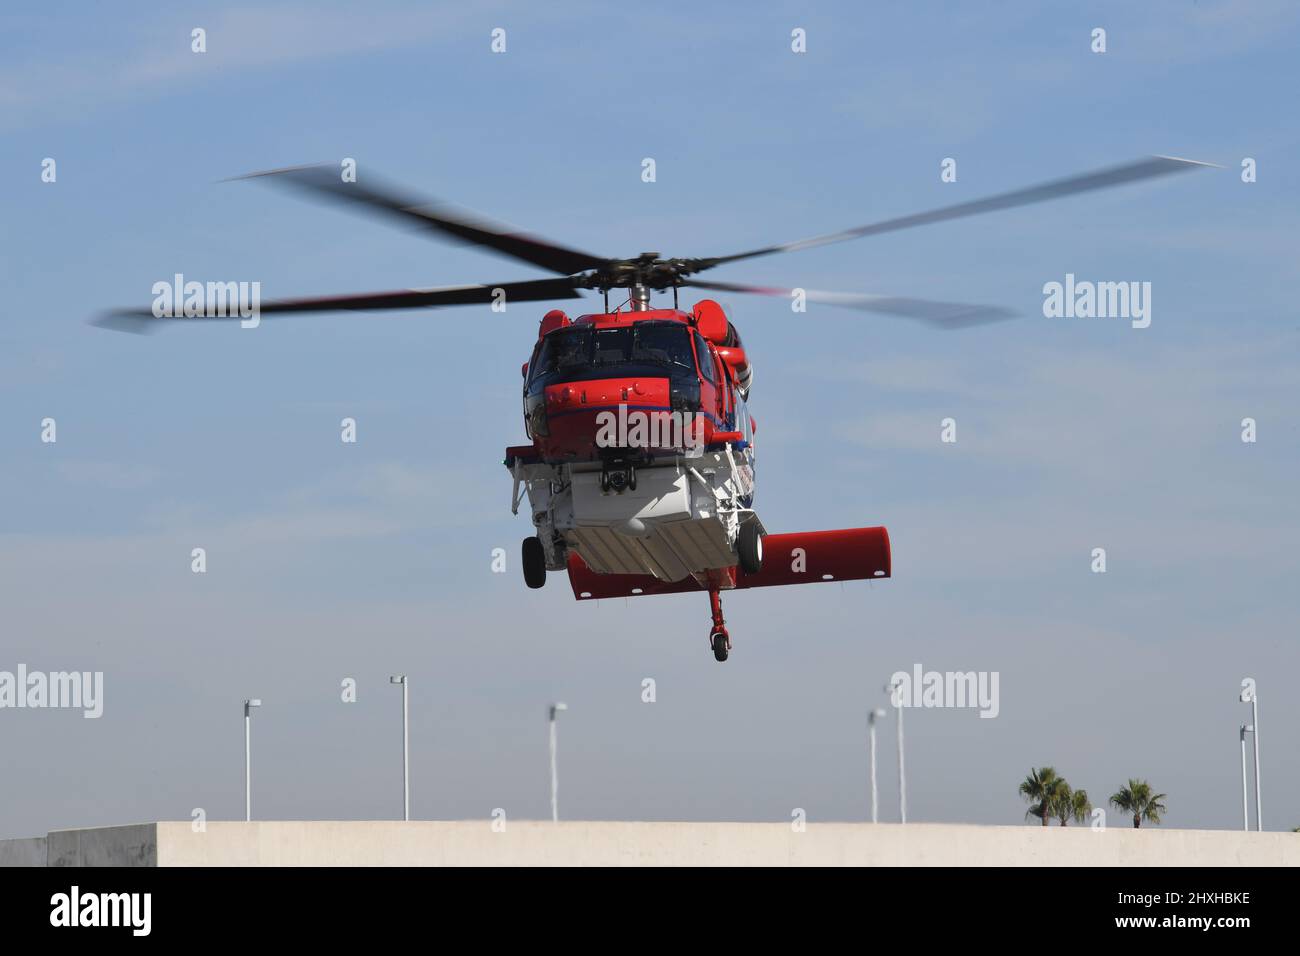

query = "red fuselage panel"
[[541, 377, 670, 458], [566, 526, 891, 600]]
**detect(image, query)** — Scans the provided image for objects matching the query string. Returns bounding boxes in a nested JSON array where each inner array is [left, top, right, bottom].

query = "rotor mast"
[[628, 284, 651, 311], [619, 252, 663, 312]]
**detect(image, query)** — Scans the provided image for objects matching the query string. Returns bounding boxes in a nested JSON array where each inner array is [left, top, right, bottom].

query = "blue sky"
[[1, 1, 1297, 835]]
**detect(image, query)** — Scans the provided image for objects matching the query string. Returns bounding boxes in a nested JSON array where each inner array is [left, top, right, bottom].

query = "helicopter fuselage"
[[507, 299, 760, 582]]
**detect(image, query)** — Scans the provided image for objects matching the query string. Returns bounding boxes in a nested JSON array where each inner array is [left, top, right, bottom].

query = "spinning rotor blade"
[[683, 278, 1015, 329], [94, 277, 583, 333], [696, 156, 1216, 270], [236, 164, 608, 276]]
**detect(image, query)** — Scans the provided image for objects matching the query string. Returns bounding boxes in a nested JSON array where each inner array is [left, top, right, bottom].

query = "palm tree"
[[1066, 788, 1092, 826], [1050, 782, 1073, 826], [1047, 782, 1093, 826], [1109, 779, 1167, 828], [1019, 767, 1065, 826]]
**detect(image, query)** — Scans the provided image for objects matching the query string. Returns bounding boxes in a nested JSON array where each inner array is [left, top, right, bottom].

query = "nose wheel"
[[707, 587, 731, 662], [522, 536, 547, 589], [710, 628, 730, 662]]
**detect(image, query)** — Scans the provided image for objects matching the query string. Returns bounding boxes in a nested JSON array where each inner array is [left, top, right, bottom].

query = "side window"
[[737, 396, 752, 444], [694, 333, 716, 385], [525, 342, 541, 391], [715, 355, 732, 423]]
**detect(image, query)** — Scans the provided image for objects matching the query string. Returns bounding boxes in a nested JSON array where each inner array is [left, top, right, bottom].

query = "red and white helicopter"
[[103, 157, 1208, 660]]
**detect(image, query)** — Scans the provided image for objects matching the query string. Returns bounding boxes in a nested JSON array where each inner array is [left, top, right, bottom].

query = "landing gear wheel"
[[522, 536, 547, 589], [710, 629, 730, 663], [738, 522, 764, 575]]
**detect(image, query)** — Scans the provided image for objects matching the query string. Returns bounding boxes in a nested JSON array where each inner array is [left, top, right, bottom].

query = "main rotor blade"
[[236, 164, 609, 277], [683, 278, 1015, 329], [697, 156, 1217, 270], [93, 277, 583, 332]]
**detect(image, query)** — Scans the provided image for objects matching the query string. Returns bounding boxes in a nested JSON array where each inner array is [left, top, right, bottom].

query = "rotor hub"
[[576, 254, 704, 293]]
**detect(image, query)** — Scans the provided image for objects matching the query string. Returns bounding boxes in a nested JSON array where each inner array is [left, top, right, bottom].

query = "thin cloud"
[[0, 3, 495, 128]]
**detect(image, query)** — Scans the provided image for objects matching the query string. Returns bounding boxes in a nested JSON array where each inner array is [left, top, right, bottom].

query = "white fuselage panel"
[[513, 450, 758, 583]]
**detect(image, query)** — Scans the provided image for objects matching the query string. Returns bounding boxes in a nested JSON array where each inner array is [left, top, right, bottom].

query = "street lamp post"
[[243, 698, 261, 822], [549, 702, 567, 823], [1239, 724, 1250, 831], [886, 680, 906, 824], [1240, 680, 1261, 831], [390, 676, 409, 822], [868, 707, 886, 824]]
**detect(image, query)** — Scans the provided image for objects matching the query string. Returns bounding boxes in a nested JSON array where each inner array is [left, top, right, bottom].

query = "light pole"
[[1239, 723, 1250, 831], [243, 698, 261, 822], [1240, 679, 1261, 831], [868, 707, 886, 823], [390, 676, 409, 821], [549, 702, 567, 823], [886, 680, 906, 824]]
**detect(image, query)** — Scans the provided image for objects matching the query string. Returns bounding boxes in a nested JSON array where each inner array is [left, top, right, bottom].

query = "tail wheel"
[[522, 536, 547, 589], [737, 522, 764, 575]]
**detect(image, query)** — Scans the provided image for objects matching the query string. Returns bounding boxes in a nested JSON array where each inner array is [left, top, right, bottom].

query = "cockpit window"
[[693, 332, 715, 385], [532, 327, 592, 381], [593, 327, 632, 365], [530, 321, 696, 389], [633, 324, 696, 370]]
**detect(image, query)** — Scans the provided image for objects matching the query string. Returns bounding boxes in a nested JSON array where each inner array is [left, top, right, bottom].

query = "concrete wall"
[[46, 823, 157, 867], [0, 836, 47, 867], [5, 821, 1296, 866]]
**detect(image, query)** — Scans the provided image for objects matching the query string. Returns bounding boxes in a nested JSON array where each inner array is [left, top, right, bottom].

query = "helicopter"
[[101, 156, 1210, 661]]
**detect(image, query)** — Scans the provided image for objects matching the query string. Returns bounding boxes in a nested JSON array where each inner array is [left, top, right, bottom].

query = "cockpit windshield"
[[530, 321, 697, 388]]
